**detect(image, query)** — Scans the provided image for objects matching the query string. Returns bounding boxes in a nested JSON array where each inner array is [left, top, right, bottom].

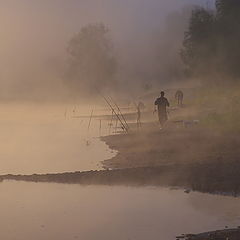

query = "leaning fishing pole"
[[101, 95, 128, 133], [109, 96, 130, 131]]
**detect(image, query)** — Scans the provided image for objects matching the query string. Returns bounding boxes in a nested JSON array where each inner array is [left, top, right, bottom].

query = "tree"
[[66, 23, 117, 95], [180, 7, 215, 77], [216, 0, 240, 21], [181, 0, 240, 80], [216, 0, 240, 77]]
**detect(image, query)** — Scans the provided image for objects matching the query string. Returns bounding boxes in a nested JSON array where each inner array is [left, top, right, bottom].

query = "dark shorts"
[[158, 111, 168, 125]]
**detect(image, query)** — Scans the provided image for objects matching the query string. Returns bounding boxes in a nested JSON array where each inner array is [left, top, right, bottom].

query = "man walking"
[[154, 91, 170, 127], [136, 102, 142, 129]]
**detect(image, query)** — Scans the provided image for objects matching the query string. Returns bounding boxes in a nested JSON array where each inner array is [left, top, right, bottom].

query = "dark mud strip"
[[1, 161, 240, 196], [0, 165, 187, 187], [179, 227, 240, 240]]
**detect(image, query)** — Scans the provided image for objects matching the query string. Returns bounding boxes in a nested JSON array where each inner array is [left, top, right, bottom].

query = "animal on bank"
[[175, 90, 184, 107]]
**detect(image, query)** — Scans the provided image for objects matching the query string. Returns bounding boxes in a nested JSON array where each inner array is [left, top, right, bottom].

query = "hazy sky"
[[0, 0, 215, 100], [0, 0, 212, 52]]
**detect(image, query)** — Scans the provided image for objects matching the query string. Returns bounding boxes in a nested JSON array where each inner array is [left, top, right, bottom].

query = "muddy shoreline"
[[1, 121, 240, 196], [178, 227, 240, 240], [100, 122, 240, 195], [2, 159, 240, 196]]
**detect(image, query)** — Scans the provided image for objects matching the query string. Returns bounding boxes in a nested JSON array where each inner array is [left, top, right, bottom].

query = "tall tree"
[[180, 7, 215, 77], [181, 0, 240, 80], [216, 0, 240, 20], [66, 23, 117, 95], [216, 0, 240, 77]]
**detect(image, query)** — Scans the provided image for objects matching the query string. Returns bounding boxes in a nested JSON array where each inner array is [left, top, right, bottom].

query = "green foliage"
[[181, 0, 240, 79]]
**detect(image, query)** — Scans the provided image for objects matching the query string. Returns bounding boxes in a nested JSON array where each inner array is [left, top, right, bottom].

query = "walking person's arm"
[[154, 99, 158, 114], [166, 99, 170, 107]]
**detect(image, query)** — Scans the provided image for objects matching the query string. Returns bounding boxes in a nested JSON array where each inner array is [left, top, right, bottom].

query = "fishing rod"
[[103, 95, 128, 133], [109, 96, 130, 131], [101, 95, 128, 133], [94, 87, 128, 133], [88, 109, 94, 131]]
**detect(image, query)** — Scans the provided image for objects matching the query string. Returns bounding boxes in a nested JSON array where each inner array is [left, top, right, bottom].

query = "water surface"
[[1, 104, 239, 240], [0, 181, 240, 240], [0, 104, 115, 174]]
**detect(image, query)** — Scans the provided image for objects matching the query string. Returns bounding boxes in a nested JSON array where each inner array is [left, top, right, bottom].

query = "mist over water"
[[0, 182, 239, 240], [0, 103, 115, 174], [0, 1, 238, 240]]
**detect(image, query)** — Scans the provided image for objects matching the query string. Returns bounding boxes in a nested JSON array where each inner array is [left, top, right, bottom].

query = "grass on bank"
[[190, 84, 240, 132]]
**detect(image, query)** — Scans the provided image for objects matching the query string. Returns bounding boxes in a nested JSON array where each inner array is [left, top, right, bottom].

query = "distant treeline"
[[181, 0, 240, 81], [64, 0, 240, 96], [65, 8, 192, 96]]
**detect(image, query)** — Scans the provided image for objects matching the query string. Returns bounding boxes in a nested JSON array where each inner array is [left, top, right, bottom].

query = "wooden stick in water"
[[99, 119, 102, 135], [109, 110, 114, 134], [88, 109, 94, 131], [64, 107, 68, 119]]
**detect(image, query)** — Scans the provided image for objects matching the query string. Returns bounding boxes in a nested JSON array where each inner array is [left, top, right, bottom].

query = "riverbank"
[[179, 227, 240, 240], [97, 90, 240, 195], [1, 109, 240, 196], [101, 124, 240, 195], [2, 156, 240, 195], [101, 125, 230, 169]]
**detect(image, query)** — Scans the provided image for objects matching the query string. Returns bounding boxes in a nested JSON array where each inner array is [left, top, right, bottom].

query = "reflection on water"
[[188, 192, 240, 222], [0, 104, 116, 174], [0, 181, 239, 240], [1, 104, 240, 240]]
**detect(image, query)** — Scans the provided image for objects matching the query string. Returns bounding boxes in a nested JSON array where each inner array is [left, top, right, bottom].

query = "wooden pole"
[[109, 110, 114, 134], [88, 109, 94, 131], [99, 119, 102, 136]]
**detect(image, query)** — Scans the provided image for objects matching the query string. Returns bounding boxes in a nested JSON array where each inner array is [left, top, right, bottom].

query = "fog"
[[0, 103, 117, 174], [1, 2, 240, 239], [0, 0, 214, 102]]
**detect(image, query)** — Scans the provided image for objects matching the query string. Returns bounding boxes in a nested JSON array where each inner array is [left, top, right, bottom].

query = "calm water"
[[0, 104, 116, 174], [0, 181, 240, 240], [1, 104, 239, 240]]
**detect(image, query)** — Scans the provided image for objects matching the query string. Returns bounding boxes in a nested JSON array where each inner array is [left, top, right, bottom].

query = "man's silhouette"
[[154, 91, 170, 126], [136, 102, 142, 129]]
